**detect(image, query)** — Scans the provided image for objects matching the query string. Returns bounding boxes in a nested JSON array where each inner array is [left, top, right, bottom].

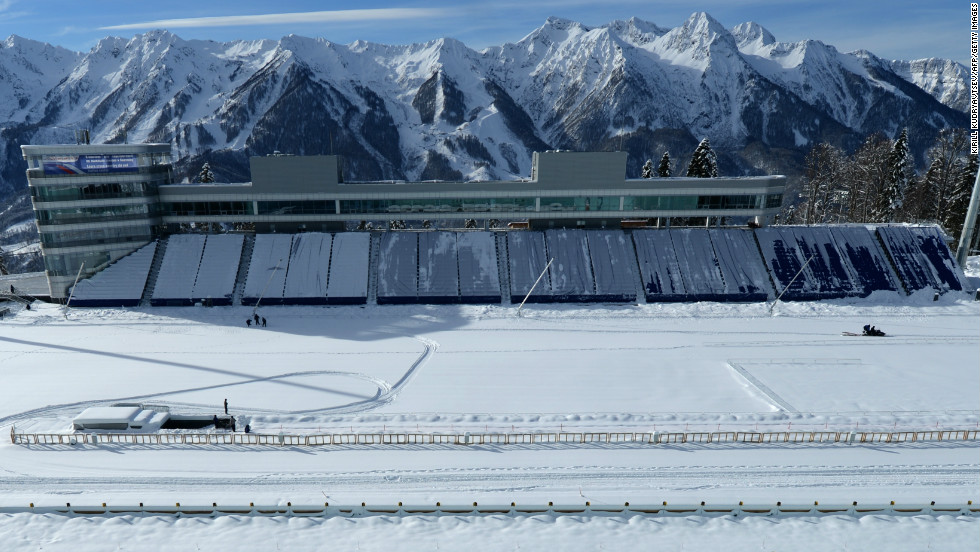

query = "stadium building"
[[23, 144, 787, 299]]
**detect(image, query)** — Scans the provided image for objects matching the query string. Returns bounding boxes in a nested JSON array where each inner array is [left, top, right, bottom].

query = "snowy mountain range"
[[0, 12, 968, 198]]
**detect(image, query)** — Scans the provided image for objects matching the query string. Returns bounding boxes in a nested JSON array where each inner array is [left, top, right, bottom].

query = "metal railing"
[[11, 427, 980, 447], [0, 500, 975, 519]]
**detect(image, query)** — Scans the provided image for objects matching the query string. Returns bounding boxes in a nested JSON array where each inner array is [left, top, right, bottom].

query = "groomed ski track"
[[0, 297, 976, 549]]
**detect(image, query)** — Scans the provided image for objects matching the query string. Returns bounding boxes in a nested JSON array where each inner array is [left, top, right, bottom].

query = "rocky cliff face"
[[0, 12, 968, 198]]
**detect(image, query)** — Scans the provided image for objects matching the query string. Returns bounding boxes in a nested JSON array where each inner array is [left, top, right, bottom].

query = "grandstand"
[[67, 243, 157, 307], [67, 225, 968, 308]]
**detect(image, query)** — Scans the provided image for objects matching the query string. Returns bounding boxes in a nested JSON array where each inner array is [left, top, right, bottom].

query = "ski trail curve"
[[0, 333, 439, 424]]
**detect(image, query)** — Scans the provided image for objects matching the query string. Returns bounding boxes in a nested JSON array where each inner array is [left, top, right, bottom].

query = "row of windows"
[[160, 195, 782, 217], [339, 194, 780, 215], [31, 182, 159, 202], [25, 152, 172, 170], [44, 250, 114, 277], [258, 201, 332, 215], [695, 194, 783, 210], [36, 203, 158, 226], [164, 201, 255, 217], [340, 197, 539, 215], [39, 194, 784, 227], [40, 226, 153, 250]]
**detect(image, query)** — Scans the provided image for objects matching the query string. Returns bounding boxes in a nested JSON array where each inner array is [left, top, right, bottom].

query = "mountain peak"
[[731, 22, 775, 48], [658, 11, 739, 67], [134, 29, 180, 46], [684, 11, 729, 35], [543, 16, 589, 32], [605, 17, 669, 45]]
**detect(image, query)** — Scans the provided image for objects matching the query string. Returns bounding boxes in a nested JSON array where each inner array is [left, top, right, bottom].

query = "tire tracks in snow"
[[0, 464, 974, 496], [0, 334, 439, 425]]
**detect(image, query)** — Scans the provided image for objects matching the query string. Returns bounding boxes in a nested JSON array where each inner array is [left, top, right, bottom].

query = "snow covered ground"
[[0, 289, 977, 550]]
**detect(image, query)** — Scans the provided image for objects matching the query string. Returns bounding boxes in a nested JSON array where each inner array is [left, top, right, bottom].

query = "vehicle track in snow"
[[0, 463, 974, 497], [0, 334, 438, 425]]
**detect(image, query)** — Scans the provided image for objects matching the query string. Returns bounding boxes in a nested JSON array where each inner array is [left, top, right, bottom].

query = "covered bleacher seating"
[[82, 223, 966, 309], [507, 231, 551, 304], [417, 232, 461, 304], [191, 234, 244, 306], [151, 234, 207, 306], [242, 234, 293, 306], [69, 242, 157, 307], [457, 232, 501, 303], [325, 232, 370, 304], [282, 233, 332, 305], [876, 225, 965, 294], [706, 228, 771, 302], [587, 230, 638, 302], [377, 232, 419, 304], [544, 229, 596, 302]]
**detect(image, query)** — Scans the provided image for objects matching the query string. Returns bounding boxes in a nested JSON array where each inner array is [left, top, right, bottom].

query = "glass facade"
[[624, 195, 698, 211], [339, 197, 537, 215], [23, 144, 173, 296], [541, 196, 618, 211], [39, 226, 154, 250], [30, 181, 158, 202], [43, 250, 115, 277], [696, 195, 762, 210], [35, 203, 158, 226], [257, 200, 331, 215], [163, 201, 255, 217], [180, 193, 786, 217]]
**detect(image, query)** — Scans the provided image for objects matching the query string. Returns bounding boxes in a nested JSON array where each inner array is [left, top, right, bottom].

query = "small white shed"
[[72, 406, 169, 431]]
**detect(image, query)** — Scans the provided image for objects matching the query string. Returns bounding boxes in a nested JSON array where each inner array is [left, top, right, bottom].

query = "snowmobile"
[[842, 325, 886, 337]]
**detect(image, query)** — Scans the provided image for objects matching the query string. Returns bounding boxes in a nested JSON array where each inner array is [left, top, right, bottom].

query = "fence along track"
[[0, 500, 976, 518], [11, 427, 980, 447]]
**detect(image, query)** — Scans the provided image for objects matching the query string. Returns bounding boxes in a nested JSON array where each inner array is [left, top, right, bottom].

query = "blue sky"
[[0, 1, 968, 64]]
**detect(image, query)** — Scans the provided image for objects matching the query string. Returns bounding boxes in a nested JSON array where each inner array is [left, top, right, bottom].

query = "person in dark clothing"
[[224, 398, 228, 414], [246, 319, 251, 327], [213, 415, 219, 427], [253, 313, 260, 325], [230, 417, 236, 432], [261, 317, 267, 327], [244, 424, 251, 434], [25, 303, 30, 311]]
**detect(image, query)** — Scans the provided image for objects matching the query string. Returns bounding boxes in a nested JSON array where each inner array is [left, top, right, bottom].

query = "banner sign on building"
[[43, 154, 139, 175]]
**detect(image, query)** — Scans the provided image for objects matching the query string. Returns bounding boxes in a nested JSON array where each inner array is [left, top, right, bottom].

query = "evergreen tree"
[[800, 143, 846, 224], [921, 128, 968, 226], [945, 155, 978, 238], [883, 129, 912, 222], [657, 152, 672, 177], [686, 138, 718, 178], [908, 159, 942, 222], [641, 159, 654, 179], [197, 162, 215, 183], [848, 133, 892, 223]]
